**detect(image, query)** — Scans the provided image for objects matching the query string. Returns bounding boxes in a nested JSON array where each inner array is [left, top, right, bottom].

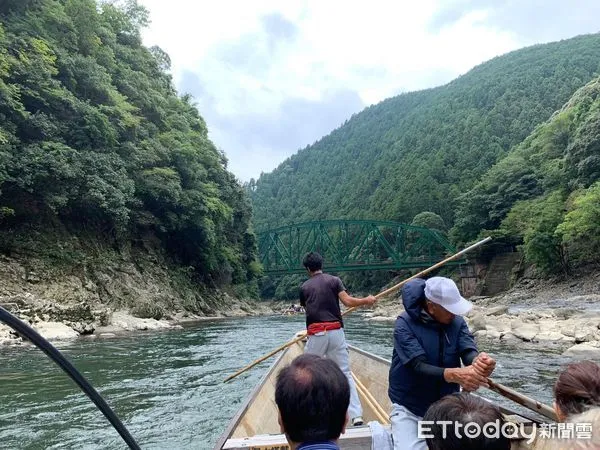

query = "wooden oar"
[[354, 380, 388, 424], [487, 378, 558, 422], [223, 236, 492, 383], [351, 372, 389, 424], [223, 333, 306, 383], [342, 236, 492, 316]]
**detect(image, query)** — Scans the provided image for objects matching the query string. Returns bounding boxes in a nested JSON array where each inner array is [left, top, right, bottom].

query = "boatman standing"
[[300, 252, 377, 427], [388, 276, 496, 450]]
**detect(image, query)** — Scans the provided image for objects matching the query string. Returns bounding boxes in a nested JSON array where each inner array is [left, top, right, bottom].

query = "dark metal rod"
[[0, 306, 141, 449]]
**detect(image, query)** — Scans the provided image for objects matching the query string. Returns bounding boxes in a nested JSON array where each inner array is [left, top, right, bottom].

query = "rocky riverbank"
[[0, 253, 273, 346], [365, 270, 600, 359]]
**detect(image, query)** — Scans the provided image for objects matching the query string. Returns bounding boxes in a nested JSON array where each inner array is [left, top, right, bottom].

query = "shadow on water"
[[0, 315, 571, 449]]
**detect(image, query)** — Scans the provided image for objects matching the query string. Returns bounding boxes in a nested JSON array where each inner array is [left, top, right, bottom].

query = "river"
[[0, 315, 572, 449]]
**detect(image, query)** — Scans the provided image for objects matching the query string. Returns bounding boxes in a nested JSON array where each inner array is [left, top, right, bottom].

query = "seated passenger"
[[528, 361, 600, 450], [533, 407, 600, 450], [275, 354, 349, 450], [423, 392, 510, 450], [553, 360, 600, 421]]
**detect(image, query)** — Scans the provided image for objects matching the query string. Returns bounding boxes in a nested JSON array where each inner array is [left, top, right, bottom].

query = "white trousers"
[[304, 328, 363, 419], [390, 403, 427, 450]]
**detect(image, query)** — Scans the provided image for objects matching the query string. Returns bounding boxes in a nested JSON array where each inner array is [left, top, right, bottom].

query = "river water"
[[0, 315, 572, 449]]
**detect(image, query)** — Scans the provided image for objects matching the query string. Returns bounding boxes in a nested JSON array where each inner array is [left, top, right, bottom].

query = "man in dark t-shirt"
[[299, 252, 376, 427]]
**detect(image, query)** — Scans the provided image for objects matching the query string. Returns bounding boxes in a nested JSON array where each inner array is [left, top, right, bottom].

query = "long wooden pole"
[[351, 372, 389, 424], [342, 236, 492, 316], [223, 333, 306, 383], [352, 373, 388, 424], [487, 378, 558, 421], [223, 236, 491, 383]]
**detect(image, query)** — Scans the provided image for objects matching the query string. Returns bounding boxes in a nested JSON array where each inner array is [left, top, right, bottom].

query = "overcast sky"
[[139, 0, 600, 182]]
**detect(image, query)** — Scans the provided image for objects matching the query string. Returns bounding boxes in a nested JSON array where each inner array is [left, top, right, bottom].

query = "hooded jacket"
[[388, 278, 477, 417]]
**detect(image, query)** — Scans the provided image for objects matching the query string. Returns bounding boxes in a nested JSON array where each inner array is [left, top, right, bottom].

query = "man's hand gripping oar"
[[223, 237, 492, 383], [469, 352, 558, 421]]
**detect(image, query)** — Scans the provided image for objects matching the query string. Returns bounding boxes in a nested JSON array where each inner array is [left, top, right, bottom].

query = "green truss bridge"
[[257, 220, 460, 275]]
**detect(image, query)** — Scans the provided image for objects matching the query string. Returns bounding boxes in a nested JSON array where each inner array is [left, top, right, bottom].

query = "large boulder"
[[0, 324, 19, 345], [561, 321, 577, 338], [554, 308, 578, 320], [33, 321, 79, 340], [486, 305, 509, 316], [500, 332, 521, 344], [536, 331, 568, 342], [469, 313, 487, 332], [511, 322, 539, 342], [70, 322, 95, 335], [575, 328, 596, 344], [485, 318, 511, 334], [109, 311, 172, 331], [563, 342, 600, 359], [486, 330, 502, 339]]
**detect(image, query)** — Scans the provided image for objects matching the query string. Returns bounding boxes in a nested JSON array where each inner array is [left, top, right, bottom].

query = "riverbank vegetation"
[[0, 0, 260, 308], [250, 33, 600, 283], [455, 77, 600, 274], [3, 1, 600, 310]]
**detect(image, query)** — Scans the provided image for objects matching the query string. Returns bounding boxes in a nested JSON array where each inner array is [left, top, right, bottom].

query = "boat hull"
[[216, 336, 534, 449]]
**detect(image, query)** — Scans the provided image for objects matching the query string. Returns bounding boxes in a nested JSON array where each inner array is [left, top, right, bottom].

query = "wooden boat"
[[214, 335, 537, 449]]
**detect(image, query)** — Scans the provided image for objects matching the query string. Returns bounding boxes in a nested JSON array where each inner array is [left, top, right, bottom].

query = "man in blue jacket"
[[388, 276, 496, 450]]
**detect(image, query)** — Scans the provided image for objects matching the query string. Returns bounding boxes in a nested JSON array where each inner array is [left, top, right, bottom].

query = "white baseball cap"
[[424, 276, 472, 316]]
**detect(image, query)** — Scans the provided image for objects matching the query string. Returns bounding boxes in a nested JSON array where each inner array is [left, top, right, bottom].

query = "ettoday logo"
[[418, 420, 593, 444]]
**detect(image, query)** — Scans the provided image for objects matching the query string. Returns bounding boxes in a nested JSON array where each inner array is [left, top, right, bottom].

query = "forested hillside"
[[455, 76, 600, 274], [0, 0, 259, 300], [250, 34, 600, 237]]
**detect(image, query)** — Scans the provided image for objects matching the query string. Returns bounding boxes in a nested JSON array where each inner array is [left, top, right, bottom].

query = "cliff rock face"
[[0, 250, 268, 344]]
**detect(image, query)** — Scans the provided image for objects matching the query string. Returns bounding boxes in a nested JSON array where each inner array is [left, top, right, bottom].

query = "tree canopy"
[[0, 0, 260, 287], [458, 77, 600, 273], [250, 33, 600, 279], [250, 33, 600, 237]]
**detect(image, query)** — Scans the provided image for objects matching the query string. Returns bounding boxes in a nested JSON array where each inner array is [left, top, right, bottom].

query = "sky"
[[139, 0, 600, 182]]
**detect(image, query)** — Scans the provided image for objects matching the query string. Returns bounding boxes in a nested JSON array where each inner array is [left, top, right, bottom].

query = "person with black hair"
[[300, 251, 376, 427], [275, 354, 350, 450], [423, 393, 510, 450]]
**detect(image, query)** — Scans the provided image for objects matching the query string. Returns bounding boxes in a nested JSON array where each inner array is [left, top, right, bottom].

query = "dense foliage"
[[458, 77, 600, 273], [250, 34, 600, 238], [0, 0, 260, 288]]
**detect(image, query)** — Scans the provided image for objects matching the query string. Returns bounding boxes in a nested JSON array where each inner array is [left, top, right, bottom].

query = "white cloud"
[[138, 0, 599, 181]]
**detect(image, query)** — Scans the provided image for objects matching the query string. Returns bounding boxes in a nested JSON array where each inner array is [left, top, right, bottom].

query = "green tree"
[[501, 191, 568, 274], [411, 211, 446, 232], [251, 33, 600, 237], [557, 182, 600, 263], [0, 0, 260, 292]]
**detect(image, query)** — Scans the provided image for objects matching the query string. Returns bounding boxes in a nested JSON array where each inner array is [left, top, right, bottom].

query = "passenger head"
[[554, 360, 600, 421], [563, 407, 600, 448], [275, 354, 349, 447], [423, 393, 510, 450], [424, 277, 472, 325], [302, 252, 323, 273], [535, 407, 600, 450]]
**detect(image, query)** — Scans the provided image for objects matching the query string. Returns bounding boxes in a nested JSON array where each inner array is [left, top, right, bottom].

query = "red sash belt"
[[307, 321, 342, 335]]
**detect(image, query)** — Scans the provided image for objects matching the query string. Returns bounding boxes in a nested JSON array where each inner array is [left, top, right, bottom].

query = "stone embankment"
[[467, 302, 600, 359], [364, 271, 600, 360], [0, 293, 273, 345], [0, 253, 272, 346]]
